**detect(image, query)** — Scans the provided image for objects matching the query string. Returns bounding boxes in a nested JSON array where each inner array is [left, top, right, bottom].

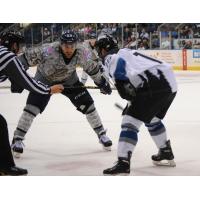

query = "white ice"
[[1, 69, 200, 175]]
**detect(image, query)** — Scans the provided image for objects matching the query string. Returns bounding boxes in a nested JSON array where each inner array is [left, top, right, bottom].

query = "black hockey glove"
[[115, 79, 136, 100], [95, 77, 112, 95]]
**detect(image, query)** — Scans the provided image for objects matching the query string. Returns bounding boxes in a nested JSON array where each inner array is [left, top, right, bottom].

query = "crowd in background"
[[1, 23, 200, 49]]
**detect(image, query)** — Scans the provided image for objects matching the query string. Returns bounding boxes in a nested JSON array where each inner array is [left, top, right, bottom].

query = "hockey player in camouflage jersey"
[[12, 30, 112, 158], [80, 31, 100, 85]]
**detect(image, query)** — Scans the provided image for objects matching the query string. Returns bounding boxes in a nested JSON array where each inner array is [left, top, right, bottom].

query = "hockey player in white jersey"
[[95, 34, 177, 175]]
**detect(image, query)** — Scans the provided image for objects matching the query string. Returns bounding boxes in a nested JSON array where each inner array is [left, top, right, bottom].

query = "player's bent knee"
[[77, 103, 95, 114], [23, 104, 41, 116], [121, 115, 142, 131]]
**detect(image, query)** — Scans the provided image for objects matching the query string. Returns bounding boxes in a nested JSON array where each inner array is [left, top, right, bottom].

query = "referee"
[[0, 31, 63, 175]]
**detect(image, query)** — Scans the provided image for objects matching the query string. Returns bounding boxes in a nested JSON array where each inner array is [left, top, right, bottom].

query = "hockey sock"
[[145, 119, 167, 149], [86, 108, 105, 135], [14, 104, 40, 139], [118, 115, 142, 159]]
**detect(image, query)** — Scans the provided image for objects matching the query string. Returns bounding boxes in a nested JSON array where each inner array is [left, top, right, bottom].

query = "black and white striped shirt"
[[0, 45, 50, 95]]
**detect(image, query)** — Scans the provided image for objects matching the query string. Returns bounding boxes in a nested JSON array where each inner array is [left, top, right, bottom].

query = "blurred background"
[[1, 23, 200, 49]]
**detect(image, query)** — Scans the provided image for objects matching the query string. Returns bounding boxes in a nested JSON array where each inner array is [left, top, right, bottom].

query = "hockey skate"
[[152, 140, 176, 167], [98, 132, 112, 151], [103, 158, 130, 175], [0, 166, 28, 176], [11, 138, 25, 158]]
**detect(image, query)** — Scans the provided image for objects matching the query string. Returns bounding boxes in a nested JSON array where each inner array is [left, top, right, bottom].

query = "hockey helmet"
[[95, 34, 118, 58], [0, 31, 24, 50], [60, 30, 78, 44]]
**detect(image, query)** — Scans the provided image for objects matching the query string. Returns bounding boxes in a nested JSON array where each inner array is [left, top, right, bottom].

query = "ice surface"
[[1, 69, 200, 175]]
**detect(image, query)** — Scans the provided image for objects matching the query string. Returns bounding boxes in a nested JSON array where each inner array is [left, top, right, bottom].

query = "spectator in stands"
[[183, 40, 192, 49], [137, 41, 145, 50], [152, 31, 160, 49], [124, 36, 137, 49], [161, 39, 170, 49], [142, 38, 150, 49], [123, 27, 131, 43], [140, 28, 149, 40], [43, 27, 51, 41]]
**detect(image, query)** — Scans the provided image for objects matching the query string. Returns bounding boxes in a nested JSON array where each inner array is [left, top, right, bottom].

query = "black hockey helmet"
[[60, 30, 78, 44], [0, 31, 24, 50], [95, 34, 118, 59]]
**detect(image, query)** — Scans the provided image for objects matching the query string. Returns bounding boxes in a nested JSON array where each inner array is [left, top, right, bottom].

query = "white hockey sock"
[[86, 109, 105, 135], [118, 115, 142, 159], [145, 119, 167, 149]]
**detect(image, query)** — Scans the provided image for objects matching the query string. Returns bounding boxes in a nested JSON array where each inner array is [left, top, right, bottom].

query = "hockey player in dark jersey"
[[0, 32, 64, 175], [95, 34, 177, 175], [11, 30, 112, 158]]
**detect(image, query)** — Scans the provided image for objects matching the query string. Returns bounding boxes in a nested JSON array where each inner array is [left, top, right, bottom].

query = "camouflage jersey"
[[24, 41, 102, 85], [82, 40, 99, 62]]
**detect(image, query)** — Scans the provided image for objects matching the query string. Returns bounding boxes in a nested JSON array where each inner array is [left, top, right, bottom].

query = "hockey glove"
[[115, 79, 136, 100], [95, 77, 112, 95]]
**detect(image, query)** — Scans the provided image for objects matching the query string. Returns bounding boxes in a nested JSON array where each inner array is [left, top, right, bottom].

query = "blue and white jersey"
[[104, 48, 177, 93]]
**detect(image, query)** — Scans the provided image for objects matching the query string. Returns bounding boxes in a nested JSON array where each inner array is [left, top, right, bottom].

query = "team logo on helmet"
[[60, 30, 78, 43]]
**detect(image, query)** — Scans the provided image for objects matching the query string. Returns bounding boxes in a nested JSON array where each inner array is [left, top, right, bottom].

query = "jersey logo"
[[83, 49, 92, 60], [43, 47, 54, 57]]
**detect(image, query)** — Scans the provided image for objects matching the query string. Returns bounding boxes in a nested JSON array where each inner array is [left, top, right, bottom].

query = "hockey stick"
[[0, 85, 117, 90], [63, 84, 173, 96], [64, 85, 117, 90], [114, 103, 124, 111], [1, 84, 173, 96]]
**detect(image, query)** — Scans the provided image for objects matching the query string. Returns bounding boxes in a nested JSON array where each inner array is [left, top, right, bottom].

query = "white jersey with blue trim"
[[104, 48, 177, 93]]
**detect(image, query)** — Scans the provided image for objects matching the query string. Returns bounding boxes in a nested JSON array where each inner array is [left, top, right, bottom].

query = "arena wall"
[[139, 49, 200, 70]]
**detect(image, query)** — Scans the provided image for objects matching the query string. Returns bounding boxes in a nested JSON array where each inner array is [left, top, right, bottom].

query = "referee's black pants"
[[0, 114, 15, 169]]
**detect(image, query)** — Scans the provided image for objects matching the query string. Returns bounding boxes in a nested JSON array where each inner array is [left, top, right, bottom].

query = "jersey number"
[[133, 52, 162, 64]]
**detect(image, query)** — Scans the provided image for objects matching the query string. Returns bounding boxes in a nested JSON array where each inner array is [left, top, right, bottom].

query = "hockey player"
[[80, 31, 99, 85], [0, 32, 63, 175], [95, 34, 177, 175], [12, 30, 112, 158]]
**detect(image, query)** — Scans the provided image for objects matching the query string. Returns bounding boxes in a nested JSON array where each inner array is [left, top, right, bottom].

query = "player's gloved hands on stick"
[[95, 76, 112, 95], [50, 84, 64, 94]]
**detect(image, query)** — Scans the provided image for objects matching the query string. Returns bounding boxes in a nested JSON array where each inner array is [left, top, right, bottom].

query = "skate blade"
[[102, 146, 111, 151], [103, 173, 130, 176], [12, 151, 22, 159], [153, 159, 176, 167], [0, 172, 27, 176]]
